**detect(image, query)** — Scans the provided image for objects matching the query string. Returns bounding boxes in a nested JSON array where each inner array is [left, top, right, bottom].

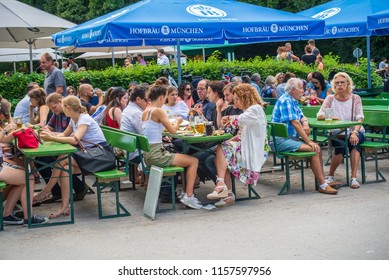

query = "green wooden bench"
[[269, 122, 317, 195], [379, 92, 389, 98], [0, 181, 6, 231], [361, 98, 389, 106], [263, 98, 277, 105], [360, 111, 389, 184], [95, 128, 137, 219], [363, 111, 389, 142], [360, 141, 389, 184], [301, 106, 320, 118]]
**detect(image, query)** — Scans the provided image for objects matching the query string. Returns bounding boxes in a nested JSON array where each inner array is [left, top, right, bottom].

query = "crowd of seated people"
[[1, 66, 370, 227]]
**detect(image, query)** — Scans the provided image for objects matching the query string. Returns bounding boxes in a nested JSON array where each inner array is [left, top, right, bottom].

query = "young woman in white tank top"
[[142, 85, 202, 210]]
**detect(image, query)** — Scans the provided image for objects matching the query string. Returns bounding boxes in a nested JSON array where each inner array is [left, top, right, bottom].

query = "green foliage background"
[[0, 54, 382, 102]]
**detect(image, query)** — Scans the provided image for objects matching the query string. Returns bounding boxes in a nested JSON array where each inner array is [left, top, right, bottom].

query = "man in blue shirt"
[[192, 79, 215, 121], [13, 82, 39, 124], [271, 78, 338, 195]]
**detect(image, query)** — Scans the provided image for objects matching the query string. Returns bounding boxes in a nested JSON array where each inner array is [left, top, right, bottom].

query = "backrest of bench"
[[301, 106, 320, 118], [263, 98, 277, 105], [101, 127, 137, 152], [379, 92, 389, 98], [0, 181, 6, 190], [363, 111, 389, 127], [269, 122, 288, 138], [362, 98, 389, 106], [264, 105, 274, 115], [100, 125, 150, 153]]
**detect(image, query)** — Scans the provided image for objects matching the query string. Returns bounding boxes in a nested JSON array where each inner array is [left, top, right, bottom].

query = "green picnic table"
[[20, 141, 77, 228]]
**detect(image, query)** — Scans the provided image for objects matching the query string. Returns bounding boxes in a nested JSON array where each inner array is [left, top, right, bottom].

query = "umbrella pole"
[[202, 44, 205, 62], [112, 47, 115, 67], [28, 39, 33, 74], [366, 36, 371, 89], [14, 62, 16, 73], [177, 39, 182, 85]]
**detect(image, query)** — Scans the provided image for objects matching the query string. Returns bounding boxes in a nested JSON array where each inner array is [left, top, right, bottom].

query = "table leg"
[[25, 157, 32, 228]]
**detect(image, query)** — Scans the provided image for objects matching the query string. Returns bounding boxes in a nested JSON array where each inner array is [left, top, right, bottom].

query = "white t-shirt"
[[70, 113, 106, 147]]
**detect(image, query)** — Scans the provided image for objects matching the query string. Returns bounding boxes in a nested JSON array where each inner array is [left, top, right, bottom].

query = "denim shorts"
[[332, 131, 365, 157], [270, 137, 303, 153]]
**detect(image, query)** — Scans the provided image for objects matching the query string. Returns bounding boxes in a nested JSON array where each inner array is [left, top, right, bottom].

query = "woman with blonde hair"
[[317, 72, 364, 189], [37, 96, 107, 218], [206, 84, 269, 207]]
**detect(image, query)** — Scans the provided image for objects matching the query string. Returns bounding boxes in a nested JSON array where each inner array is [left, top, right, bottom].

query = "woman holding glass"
[[142, 85, 202, 209], [206, 84, 269, 207], [317, 72, 364, 189]]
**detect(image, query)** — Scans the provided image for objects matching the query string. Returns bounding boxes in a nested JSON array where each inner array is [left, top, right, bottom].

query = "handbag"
[[13, 128, 42, 149], [72, 136, 116, 175]]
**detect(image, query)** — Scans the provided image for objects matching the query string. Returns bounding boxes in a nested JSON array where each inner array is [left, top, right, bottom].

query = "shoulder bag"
[[72, 136, 116, 175]]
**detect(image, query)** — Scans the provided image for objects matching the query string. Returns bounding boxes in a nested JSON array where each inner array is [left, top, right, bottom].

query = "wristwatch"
[[1, 129, 8, 135]]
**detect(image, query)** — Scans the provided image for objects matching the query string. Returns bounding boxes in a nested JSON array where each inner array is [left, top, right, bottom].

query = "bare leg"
[[350, 149, 361, 179], [328, 153, 343, 177], [298, 143, 326, 185], [2, 186, 23, 216], [171, 153, 198, 196], [214, 145, 229, 189]]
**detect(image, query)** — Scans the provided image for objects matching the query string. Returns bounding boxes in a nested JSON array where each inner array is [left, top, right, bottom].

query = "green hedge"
[[0, 54, 382, 101]]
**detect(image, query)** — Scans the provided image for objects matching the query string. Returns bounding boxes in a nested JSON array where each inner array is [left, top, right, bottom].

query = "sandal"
[[215, 192, 235, 207], [350, 178, 360, 189], [32, 193, 53, 206], [49, 206, 70, 219], [207, 177, 229, 200]]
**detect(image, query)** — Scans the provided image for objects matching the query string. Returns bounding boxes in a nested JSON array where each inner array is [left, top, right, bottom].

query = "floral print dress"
[[221, 116, 270, 186]]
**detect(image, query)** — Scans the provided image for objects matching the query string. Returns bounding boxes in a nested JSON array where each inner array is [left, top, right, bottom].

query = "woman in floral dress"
[[206, 84, 269, 207]]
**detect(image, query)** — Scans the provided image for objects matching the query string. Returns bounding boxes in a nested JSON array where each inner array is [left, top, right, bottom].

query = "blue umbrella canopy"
[[53, 0, 324, 48], [297, 0, 389, 38], [368, 8, 389, 31]]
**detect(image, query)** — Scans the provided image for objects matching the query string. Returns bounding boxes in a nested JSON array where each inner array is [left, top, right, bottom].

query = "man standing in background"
[[40, 52, 67, 96]]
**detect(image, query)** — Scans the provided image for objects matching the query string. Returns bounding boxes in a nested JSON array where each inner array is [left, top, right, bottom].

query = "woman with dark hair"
[[162, 86, 189, 120], [308, 71, 332, 105], [207, 80, 225, 127], [142, 85, 202, 209], [101, 87, 128, 128], [177, 82, 194, 109], [27, 87, 49, 128]]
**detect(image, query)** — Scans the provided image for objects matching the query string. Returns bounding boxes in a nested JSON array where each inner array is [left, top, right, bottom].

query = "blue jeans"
[[194, 149, 217, 183]]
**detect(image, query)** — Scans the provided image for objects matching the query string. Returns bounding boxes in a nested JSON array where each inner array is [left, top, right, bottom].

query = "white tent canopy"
[[76, 47, 185, 60]]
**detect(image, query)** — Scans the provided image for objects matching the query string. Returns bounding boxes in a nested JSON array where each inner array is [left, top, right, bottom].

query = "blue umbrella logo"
[[312, 7, 341, 20], [186, 5, 227, 17]]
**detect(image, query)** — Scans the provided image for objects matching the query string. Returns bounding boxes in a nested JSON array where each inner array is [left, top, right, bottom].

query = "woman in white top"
[[37, 96, 107, 218], [317, 72, 364, 189], [206, 84, 269, 207], [142, 85, 201, 209], [162, 86, 189, 120]]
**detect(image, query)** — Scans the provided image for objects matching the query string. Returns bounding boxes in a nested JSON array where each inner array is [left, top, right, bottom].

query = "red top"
[[106, 111, 120, 129]]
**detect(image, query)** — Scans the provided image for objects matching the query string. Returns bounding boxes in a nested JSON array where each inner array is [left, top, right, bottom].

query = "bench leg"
[[362, 149, 387, 184], [157, 175, 176, 213], [278, 158, 306, 195], [231, 172, 260, 201], [96, 179, 131, 219]]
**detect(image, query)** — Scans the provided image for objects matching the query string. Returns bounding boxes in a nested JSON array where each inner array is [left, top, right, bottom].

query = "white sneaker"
[[180, 194, 203, 210]]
